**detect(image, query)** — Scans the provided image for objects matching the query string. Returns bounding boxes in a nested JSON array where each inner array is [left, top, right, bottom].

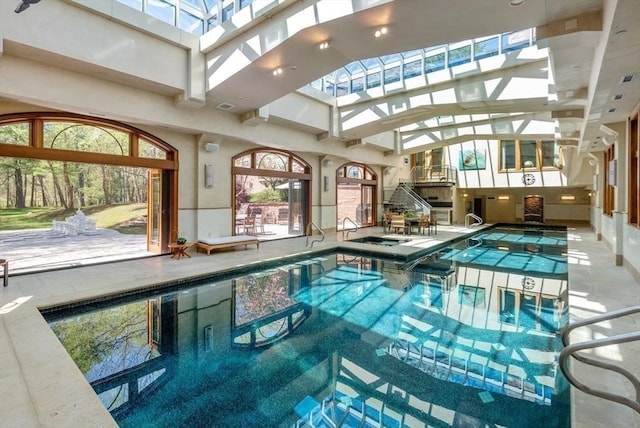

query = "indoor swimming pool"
[[44, 225, 571, 427]]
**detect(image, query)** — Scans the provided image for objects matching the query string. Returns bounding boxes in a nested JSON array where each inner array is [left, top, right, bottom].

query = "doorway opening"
[[232, 149, 311, 240], [0, 113, 178, 273], [336, 163, 377, 229]]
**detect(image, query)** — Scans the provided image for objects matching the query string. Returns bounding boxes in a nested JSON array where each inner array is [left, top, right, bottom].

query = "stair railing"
[[464, 213, 483, 228], [341, 217, 359, 239], [305, 222, 325, 248], [559, 305, 640, 413]]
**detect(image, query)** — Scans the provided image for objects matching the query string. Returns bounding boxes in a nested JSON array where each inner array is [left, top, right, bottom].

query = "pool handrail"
[[341, 217, 359, 239], [305, 222, 325, 248], [465, 213, 483, 228], [559, 305, 640, 413]]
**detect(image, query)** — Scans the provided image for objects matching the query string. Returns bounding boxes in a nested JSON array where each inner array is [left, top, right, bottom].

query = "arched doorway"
[[232, 149, 311, 239], [0, 112, 178, 262], [336, 163, 377, 229]]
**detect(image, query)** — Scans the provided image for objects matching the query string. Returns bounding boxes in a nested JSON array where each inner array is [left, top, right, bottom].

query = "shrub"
[[249, 189, 283, 202]]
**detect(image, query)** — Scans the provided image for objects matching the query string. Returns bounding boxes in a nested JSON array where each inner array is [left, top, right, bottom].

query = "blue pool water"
[[44, 225, 570, 427]]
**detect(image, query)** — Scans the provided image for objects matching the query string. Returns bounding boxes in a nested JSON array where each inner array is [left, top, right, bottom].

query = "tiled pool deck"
[[1, 225, 638, 427]]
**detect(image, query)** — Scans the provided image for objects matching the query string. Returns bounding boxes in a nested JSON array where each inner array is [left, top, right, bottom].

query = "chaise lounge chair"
[[195, 235, 260, 255]]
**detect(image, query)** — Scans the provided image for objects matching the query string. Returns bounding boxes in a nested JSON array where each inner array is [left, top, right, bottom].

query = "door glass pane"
[[150, 173, 161, 246]]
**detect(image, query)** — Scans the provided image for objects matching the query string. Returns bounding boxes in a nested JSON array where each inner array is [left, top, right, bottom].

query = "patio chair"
[[390, 215, 407, 235], [418, 215, 430, 235], [243, 216, 256, 235], [254, 214, 265, 235]]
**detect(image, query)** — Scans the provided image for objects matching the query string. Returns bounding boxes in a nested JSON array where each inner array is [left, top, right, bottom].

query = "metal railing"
[[341, 217, 359, 239], [305, 222, 325, 248], [465, 213, 483, 228], [409, 165, 457, 185], [559, 305, 640, 413]]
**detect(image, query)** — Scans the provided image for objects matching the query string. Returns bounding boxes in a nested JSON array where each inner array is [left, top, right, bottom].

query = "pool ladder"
[[341, 217, 359, 239], [559, 305, 640, 413], [305, 222, 325, 248]]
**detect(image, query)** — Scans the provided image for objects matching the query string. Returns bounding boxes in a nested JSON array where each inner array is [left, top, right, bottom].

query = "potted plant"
[[175, 231, 187, 245]]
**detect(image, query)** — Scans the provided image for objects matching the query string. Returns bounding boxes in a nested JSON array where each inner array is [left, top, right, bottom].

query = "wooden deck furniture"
[[195, 235, 260, 255], [390, 215, 407, 235], [168, 242, 193, 259]]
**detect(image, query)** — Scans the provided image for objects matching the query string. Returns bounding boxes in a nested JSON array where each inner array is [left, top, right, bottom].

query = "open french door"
[[147, 169, 164, 253]]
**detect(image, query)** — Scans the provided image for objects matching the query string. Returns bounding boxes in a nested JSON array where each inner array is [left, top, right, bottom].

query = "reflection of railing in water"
[[341, 217, 359, 239], [305, 222, 325, 248], [559, 305, 640, 413], [465, 213, 483, 228]]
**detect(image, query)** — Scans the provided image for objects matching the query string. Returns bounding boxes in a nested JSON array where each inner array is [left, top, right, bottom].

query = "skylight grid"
[[115, 0, 255, 35], [314, 29, 536, 98]]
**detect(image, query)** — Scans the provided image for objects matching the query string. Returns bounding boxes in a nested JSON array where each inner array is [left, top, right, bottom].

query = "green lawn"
[[0, 204, 147, 234]]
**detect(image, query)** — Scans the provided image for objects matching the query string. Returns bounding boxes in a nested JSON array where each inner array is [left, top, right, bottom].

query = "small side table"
[[168, 242, 192, 259], [0, 259, 8, 287]]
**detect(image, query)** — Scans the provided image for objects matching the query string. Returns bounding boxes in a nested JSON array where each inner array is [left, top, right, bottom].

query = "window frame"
[[498, 139, 562, 172]]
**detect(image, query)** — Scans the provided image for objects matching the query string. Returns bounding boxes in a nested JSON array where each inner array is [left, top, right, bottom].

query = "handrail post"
[[341, 217, 359, 239], [305, 222, 325, 248], [559, 305, 640, 413]]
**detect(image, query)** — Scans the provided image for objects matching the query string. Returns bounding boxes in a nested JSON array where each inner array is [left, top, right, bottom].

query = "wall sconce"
[[461, 193, 469, 198], [497, 195, 510, 200], [560, 195, 576, 200], [204, 164, 214, 188], [203, 143, 219, 152], [323, 175, 329, 192]]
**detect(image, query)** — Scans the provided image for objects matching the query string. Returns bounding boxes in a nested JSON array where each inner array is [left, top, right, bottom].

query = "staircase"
[[388, 182, 431, 215]]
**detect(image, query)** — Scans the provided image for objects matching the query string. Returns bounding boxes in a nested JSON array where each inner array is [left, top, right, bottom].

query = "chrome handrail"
[[341, 217, 359, 239], [559, 305, 640, 413], [464, 213, 483, 228], [305, 222, 325, 248]]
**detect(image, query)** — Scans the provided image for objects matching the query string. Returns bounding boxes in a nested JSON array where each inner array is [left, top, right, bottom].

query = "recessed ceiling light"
[[374, 27, 388, 38], [509, 0, 525, 7], [272, 67, 283, 76], [319, 40, 331, 50], [613, 94, 624, 100], [620, 74, 636, 83], [608, 108, 617, 113]]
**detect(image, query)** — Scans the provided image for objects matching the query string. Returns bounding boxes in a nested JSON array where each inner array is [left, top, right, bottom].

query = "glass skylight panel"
[[380, 53, 401, 65], [117, 0, 142, 11], [203, 0, 216, 12], [366, 71, 381, 89], [207, 14, 218, 30], [448, 45, 471, 68], [360, 58, 380, 70], [403, 59, 422, 79], [424, 51, 445, 73], [401, 49, 422, 59], [474, 37, 499, 60], [502, 29, 531, 53], [181, 0, 204, 9], [179, 10, 204, 35], [384, 65, 401, 85], [222, 2, 234, 21], [335, 69, 350, 96], [351, 76, 364, 93], [147, 0, 176, 25], [240, 0, 253, 8]]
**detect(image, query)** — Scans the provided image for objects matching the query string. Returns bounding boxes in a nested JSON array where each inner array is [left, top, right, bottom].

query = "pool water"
[[45, 226, 570, 427]]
